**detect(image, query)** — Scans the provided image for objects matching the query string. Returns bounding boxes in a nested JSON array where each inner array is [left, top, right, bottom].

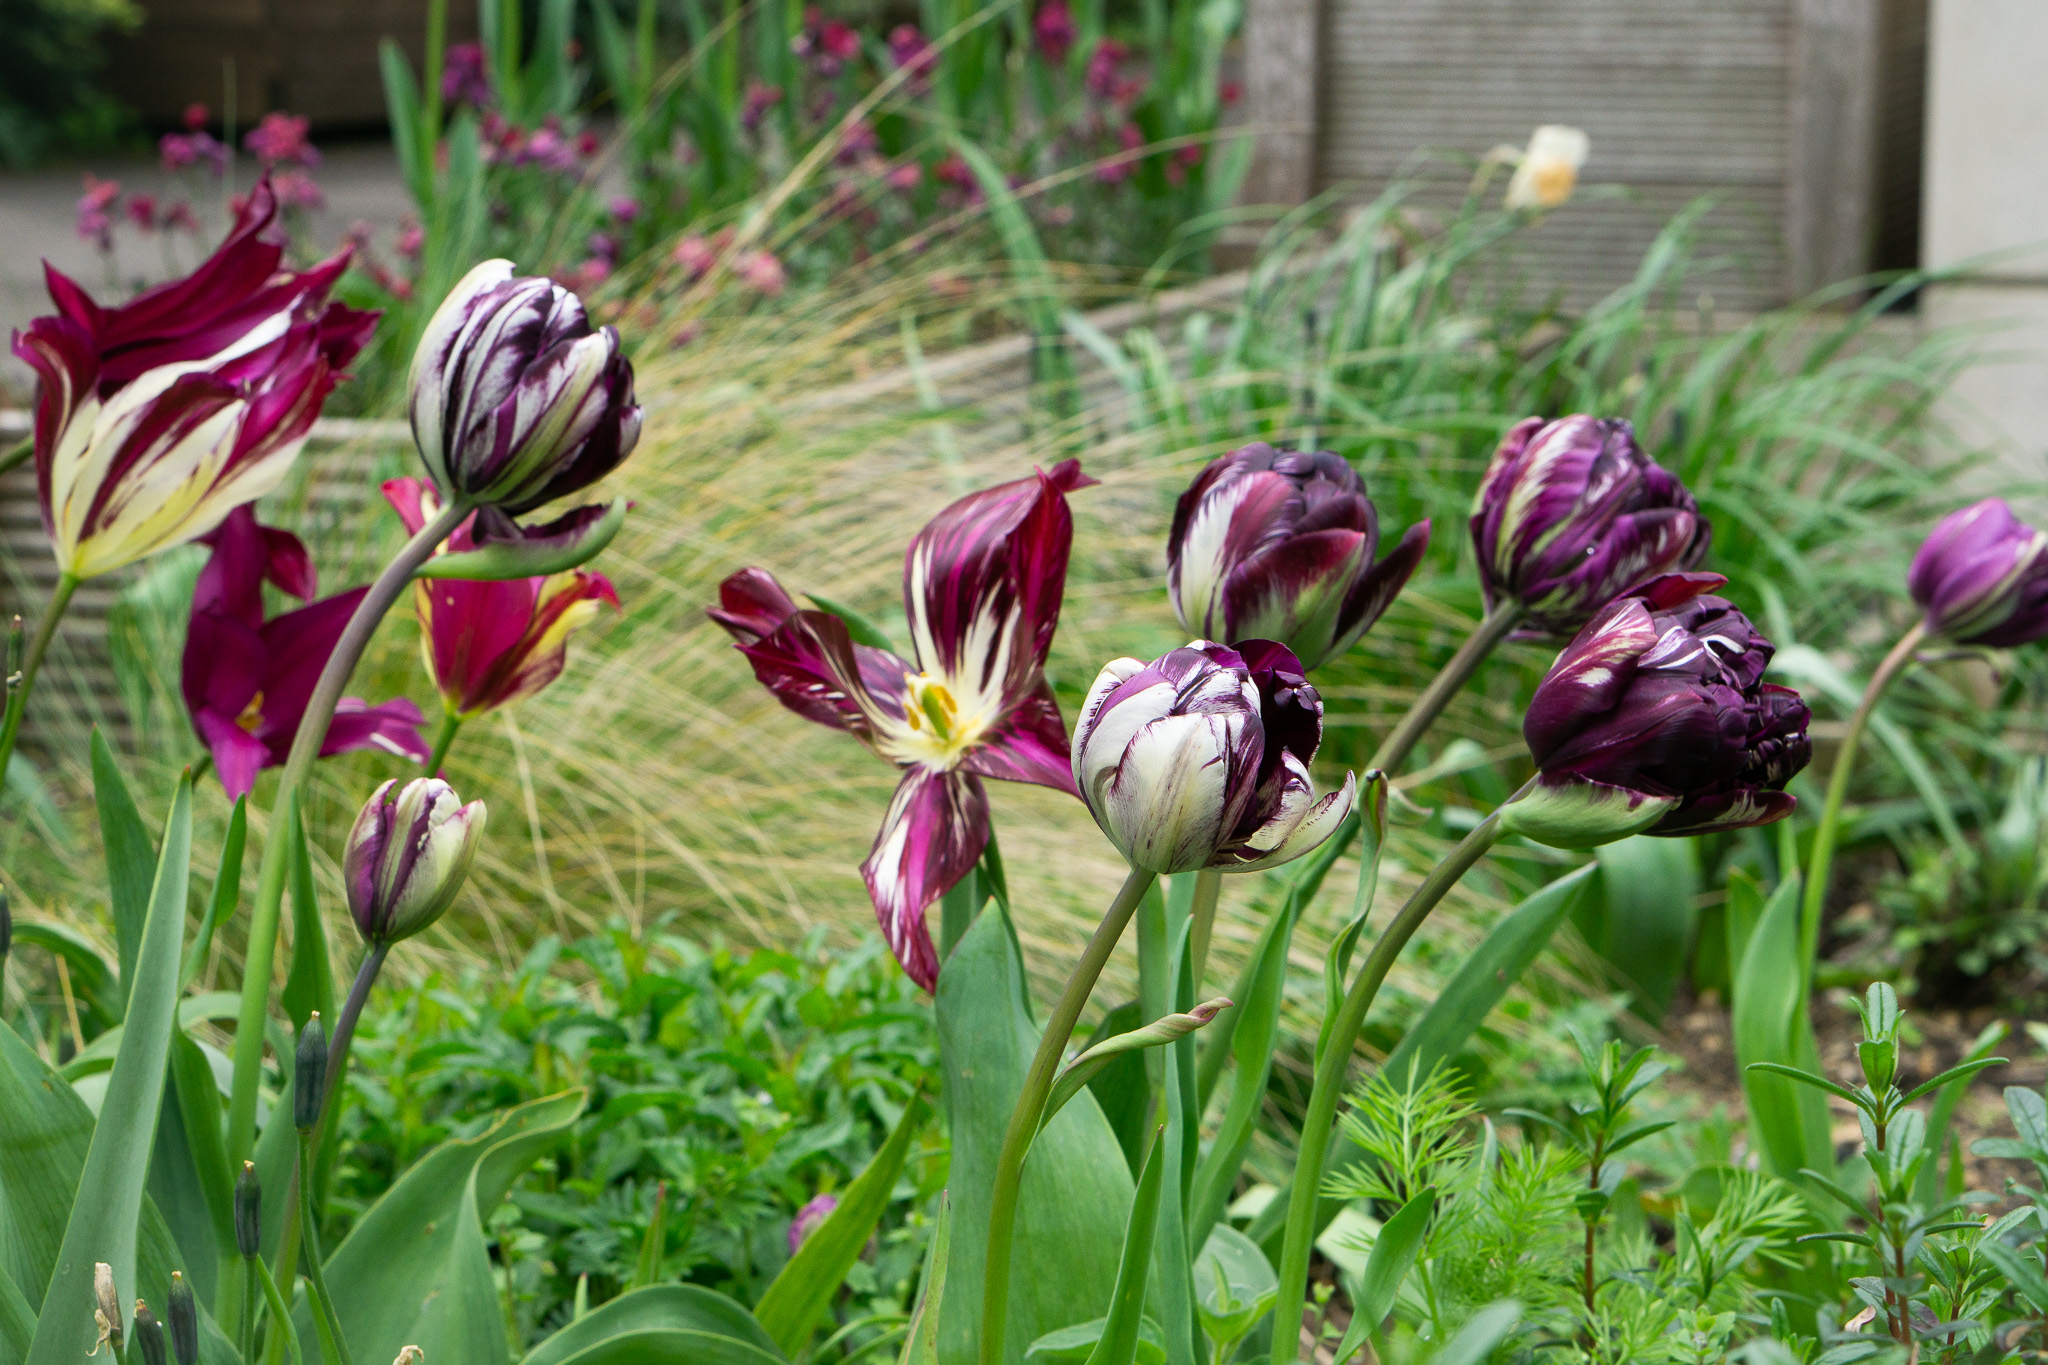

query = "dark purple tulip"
[[1470, 416, 1709, 638], [1907, 498, 2048, 647], [409, 259, 642, 517], [1501, 573, 1810, 848], [1167, 444, 1430, 670]]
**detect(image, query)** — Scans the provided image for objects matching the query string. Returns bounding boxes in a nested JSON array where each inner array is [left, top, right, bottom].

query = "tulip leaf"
[[520, 1286, 786, 1365], [1319, 774, 1391, 1065], [806, 592, 899, 654], [378, 38, 432, 206], [281, 797, 335, 1034], [161, 1024, 237, 1299], [0, 1256, 31, 1359], [528, 1328, 786, 1365], [308, 1090, 586, 1365], [1043, 998, 1229, 1134], [755, 1092, 923, 1354], [27, 772, 190, 1365], [897, 1192, 950, 1365], [1331, 1187, 1434, 1365], [1081, 1129, 1166, 1365], [417, 497, 629, 580], [935, 906, 1137, 1365], [91, 728, 156, 1008], [183, 796, 246, 989], [6, 919, 118, 1032], [1731, 873, 1833, 1182], [1587, 836, 1700, 1021]]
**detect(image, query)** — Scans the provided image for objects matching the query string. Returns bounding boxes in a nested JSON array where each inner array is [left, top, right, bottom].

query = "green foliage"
[[0, 0, 137, 166]]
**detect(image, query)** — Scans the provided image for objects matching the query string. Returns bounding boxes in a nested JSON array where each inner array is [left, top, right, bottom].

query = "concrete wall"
[[1923, 0, 2048, 487]]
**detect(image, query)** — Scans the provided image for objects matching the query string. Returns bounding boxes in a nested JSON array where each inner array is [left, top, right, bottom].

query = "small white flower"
[[1503, 125, 1589, 211]]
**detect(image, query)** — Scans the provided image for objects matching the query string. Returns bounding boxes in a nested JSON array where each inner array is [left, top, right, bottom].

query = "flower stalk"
[[1366, 600, 1523, 775], [979, 865, 1157, 1365], [0, 572, 79, 786], [424, 712, 463, 777], [298, 1129, 355, 1365]]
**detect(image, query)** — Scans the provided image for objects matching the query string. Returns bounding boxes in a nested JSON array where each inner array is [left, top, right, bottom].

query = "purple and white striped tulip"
[[1167, 444, 1430, 670], [1070, 640, 1355, 874], [1500, 573, 1810, 848], [408, 260, 642, 516], [343, 777, 488, 945], [709, 461, 1095, 991], [1471, 416, 1709, 639], [11, 178, 375, 579], [1907, 498, 2048, 647]]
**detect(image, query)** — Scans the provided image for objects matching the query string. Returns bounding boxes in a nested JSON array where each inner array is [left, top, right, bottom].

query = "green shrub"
[[0, 0, 139, 166]]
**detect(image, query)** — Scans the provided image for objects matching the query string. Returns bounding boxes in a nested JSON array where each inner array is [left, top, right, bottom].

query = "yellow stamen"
[[236, 691, 265, 734]]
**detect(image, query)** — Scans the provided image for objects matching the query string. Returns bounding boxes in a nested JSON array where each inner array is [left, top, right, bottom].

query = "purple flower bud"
[[408, 260, 643, 516], [344, 778, 488, 945], [1070, 640, 1355, 873], [790, 1193, 839, 1253], [1470, 416, 1709, 638], [1906, 498, 2048, 647], [1501, 574, 1810, 848], [1168, 444, 1430, 671]]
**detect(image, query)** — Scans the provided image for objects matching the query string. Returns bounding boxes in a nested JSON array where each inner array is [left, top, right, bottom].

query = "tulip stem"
[[979, 864, 1157, 1365], [312, 943, 390, 1162], [297, 1131, 354, 1365], [1799, 619, 1925, 996], [424, 711, 463, 777], [0, 571, 78, 793], [1188, 868, 1222, 989], [1367, 601, 1524, 775], [226, 499, 470, 1169], [1271, 809, 1506, 1365]]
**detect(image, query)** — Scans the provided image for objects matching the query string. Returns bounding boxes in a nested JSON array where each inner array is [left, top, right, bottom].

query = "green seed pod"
[[235, 1160, 262, 1258], [133, 1302, 168, 1365], [167, 1272, 198, 1365], [294, 1013, 328, 1131]]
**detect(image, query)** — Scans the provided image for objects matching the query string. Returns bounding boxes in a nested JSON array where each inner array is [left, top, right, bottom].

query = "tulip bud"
[[94, 1263, 122, 1353], [1907, 498, 2048, 647], [1500, 574, 1810, 849], [235, 1160, 262, 1258], [134, 1302, 168, 1365], [167, 1272, 198, 1365], [408, 260, 643, 515], [294, 1013, 327, 1131], [1470, 416, 1709, 639], [343, 778, 488, 945], [1070, 640, 1355, 873], [1167, 444, 1429, 671]]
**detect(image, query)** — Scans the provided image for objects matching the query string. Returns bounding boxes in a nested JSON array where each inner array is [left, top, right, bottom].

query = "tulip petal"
[[726, 603, 912, 739], [1228, 767, 1357, 871], [707, 567, 805, 644], [1336, 519, 1431, 654], [1096, 710, 1256, 873], [194, 711, 273, 802], [1220, 526, 1368, 666], [860, 766, 990, 991], [324, 697, 432, 764], [1497, 774, 1679, 850], [959, 680, 1080, 794], [1647, 787, 1796, 837], [441, 568, 620, 717]]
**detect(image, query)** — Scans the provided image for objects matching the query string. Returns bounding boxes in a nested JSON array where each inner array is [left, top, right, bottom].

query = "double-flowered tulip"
[[344, 777, 488, 945], [1907, 497, 2048, 647], [1471, 416, 1709, 638], [1069, 640, 1355, 873], [11, 177, 375, 580], [1500, 573, 1810, 848], [182, 507, 429, 798], [710, 462, 1093, 990], [1168, 444, 1429, 670]]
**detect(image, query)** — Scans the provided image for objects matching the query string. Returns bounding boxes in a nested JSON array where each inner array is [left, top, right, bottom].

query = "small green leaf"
[[1977, 1241, 2048, 1313], [280, 796, 334, 1034], [1430, 1301, 1521, 1365], [183, 797, 245, 989], [1043, 998, 1230, 1132], [1332, 1187, 1434, 1365], [91, 729, 156, 1007], [520, 1286, 787, 1365], [896, 1194, 950, 1365], [1192, 1224, 1276, 1350], [805, 593, 899, 653]]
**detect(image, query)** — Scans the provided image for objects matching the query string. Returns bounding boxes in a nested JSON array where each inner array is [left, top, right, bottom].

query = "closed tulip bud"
[[235, 1161, 262, 1258], [294, 1014, 327, 1130], [134, 1302, 168, 1365], [1070, 640, 1355, 873], [94, 1263, 122, 1352], [343, 778, 488, 945], [167, 1272, 198, 1365], [1168, 444, 1429, 671], [1470, 416, 1709, 639], [1907, 498, 2048, 647], [408, 260, 642, 516], [1500, 574, 1810, 848]]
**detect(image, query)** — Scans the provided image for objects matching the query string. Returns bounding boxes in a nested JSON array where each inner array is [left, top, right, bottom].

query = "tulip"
[[1498, 573, 1810, 849], [1503, 124, 1589, 211], [1470, 415, 1709, 639], [181, 506, 430, 798], [11, 176, 375, 580], [1906, 497, 2048, 647], [790, 1193, 839, 1253], [384, 478, 620, 730], [1070, 640, 1356, 873], [1168, 444, 1429, 670], [710, 461, 1094, 990], [343, 777, 488, 946], [408, 259, 642, 516]]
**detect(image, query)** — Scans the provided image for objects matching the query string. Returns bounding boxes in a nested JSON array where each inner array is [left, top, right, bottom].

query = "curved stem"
[[0, 572, 79, 786], [0, 436, 30, 478], [1187, 868, 1222, 989], [226, 499, 469, 1167], [423, 711, 462, 778], [310, 942, 390, 1174], [1271, 810, 1506, 1365], [979, 865, 1156, 1365], [1799, 620, 1925, 991], [297, 1132, 354, 1365], [1366, 601, 1524, 775]]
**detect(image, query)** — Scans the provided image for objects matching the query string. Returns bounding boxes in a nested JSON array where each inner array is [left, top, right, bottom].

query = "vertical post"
[[1783, 0, 1882, 299], [1241, 0, 1322, 205]]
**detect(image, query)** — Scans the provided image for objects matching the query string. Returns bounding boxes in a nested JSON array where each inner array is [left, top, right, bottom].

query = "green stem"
[[1366, 601, 1524, 775], [1799, 619, 1925, 992], [0, 572, 78, 787], [1270, 810, 1506, 1365], [1186, 868, 1222, 991], [979, 865, 1157, 1365], [0, 435, 30, 477], [226, 500, 468, 1168], [252, 1256, 304, 1365], [423, 711, 463, 778], [297, 1132, 354, 1365], [238, 1257, 257, 1362]]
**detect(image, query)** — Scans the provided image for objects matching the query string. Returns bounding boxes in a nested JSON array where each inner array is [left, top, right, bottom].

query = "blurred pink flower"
[[933, 154, 974, 189], [672, 234, 715, 278], [837, 118, 879, 164], [75, 175, 119, 248], [125, 193, 157, 231], [885, 161, 922, 192], [397, 220, 425, 258], [272, 169, 326, 211], [742, 81, 785, 131], [789, 1194, 838, 1253], [182, 102, 209, 131], [1219, 79, 1242, 105], [245, 111, 320, 168], [160, 130, 228, 176], [588, 230, 619, 263], [575, 130, 600, 158], [164, 201, 199, 233], [1165, 141, 1204, 184], [888, 24, 935, 88], [609, 195, 641, 222], [1095, 123, 1143, 183], [737, 249, 785, 296], [443, 42, 494, 108], [1085, 39, 1128, 98], [1034, 0, 1077, 63]]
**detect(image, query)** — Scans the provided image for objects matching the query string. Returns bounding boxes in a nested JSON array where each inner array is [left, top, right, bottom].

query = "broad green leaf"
[[378, 38, 431, 205], [1731, 874, 1832, 1183], [7, 919, 118, 1032], [755, 1093, 924, 1354], [1588, 836, 1700, 1021], [897, 1194, 950, 1365], [0, 1256, 31, 1359], [157, 1025, 235, 1300], [1332, 1188, 1433, 1365], [1027, 1320, 1164, 1365], [27, 773, 191, 1365], [280, 799, 334, 1034], [184, 797, 245, 989], [1044, 999, 1228, 1132], [1082, 1130, 1167, 1365], [935, 907, 1136, 1365], [1430, 1301, 1521, 1365], [91, 728, 156, 1008], [521, 1285, 785, 1365], [537, 1329, 785, 1365], [1191, 1225, 1276, 1351], [1722, 867, 1765, 997], [310, 1091, 586, 1365]]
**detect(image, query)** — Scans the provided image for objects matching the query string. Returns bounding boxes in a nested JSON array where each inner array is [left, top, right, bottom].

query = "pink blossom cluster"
[[480, 113, 601, 172]]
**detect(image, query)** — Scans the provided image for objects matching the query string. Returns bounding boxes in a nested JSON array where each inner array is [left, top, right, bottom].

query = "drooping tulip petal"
[[343, 777, 488, 944], [861, 766, 991, 991], [1168, 445, 1428, 669], [1470, 416, 1709, 639], [1906, 498, 2048, 647]]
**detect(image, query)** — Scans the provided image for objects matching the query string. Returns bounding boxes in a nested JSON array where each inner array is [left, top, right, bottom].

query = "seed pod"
[[294, 1013, 328, 1131], [94, 1263, 123, 1352], [167, 1271, 198, 1365], [235, 1160, 262, 1258], [133, 1301, 168, 1365]]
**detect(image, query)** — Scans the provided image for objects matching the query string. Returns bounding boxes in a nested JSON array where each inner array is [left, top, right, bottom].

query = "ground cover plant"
[[7, 105, 2048, 1365]]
